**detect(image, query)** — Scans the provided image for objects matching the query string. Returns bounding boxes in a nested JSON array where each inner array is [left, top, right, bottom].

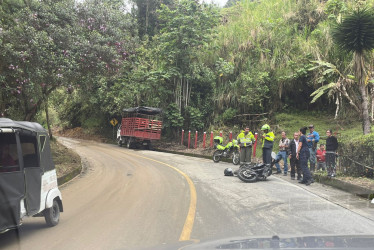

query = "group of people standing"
[[236, 124, 339, 186], [236, 124, 275, 165]]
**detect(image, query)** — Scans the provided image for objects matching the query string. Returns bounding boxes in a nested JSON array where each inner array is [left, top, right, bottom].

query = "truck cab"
[[0, 118, 63, 233]]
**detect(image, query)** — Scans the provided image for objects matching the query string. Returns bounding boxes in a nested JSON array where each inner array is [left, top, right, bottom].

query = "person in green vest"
[[261, 124, 275, 166], [237, 126, 256, 164]]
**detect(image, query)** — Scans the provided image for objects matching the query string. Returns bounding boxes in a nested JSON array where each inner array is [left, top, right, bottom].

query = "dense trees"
[[131, 0, 174, 38], [155, 0, 219, 112], [310, 5, 374, 134], [332, 8, 374, 134], [0, 0, 137, 135], [1, 0, 373, 135]]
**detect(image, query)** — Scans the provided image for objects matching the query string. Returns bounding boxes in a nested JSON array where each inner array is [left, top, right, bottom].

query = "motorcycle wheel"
[[232, 151, 240, 165], [237, 167, 258, 183], [213, 150, 221, 163]]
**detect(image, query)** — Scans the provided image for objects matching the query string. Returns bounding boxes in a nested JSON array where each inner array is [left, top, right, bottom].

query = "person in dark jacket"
[[297, 127, 312, 185], [306, 124, 319, 173], [325, 129, 339, 177], [288, 132, 302, 180]]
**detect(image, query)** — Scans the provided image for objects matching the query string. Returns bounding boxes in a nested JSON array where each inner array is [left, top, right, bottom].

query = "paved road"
[[1, 138, 374, 249]]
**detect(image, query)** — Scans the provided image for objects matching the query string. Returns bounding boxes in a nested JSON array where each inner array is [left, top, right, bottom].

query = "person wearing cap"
[[261, 124, 275, 166], [306, 124, 319, 173], [274, 131, 290, 175]]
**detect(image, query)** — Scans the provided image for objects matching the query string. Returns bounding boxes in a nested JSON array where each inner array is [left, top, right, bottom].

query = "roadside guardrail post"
[[253, 132, 258, 158], [194, 131, 198, 149], [188, 130, 191, 149], [181, 129, 184, 145]]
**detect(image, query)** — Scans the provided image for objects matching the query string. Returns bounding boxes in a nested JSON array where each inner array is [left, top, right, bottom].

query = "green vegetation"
[[275, 112, 363, 141], [1, 0, 373, 174], [331, 8, 374, 134], [274, 112, 374, 177]]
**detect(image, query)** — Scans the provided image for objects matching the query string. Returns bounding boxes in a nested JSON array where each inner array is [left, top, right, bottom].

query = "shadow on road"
[[0, 222, 48, 249]]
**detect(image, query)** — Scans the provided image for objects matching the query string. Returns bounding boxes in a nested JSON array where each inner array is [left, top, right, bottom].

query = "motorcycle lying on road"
[[237, 152, 280, 183], [212, 136, 240, 165]]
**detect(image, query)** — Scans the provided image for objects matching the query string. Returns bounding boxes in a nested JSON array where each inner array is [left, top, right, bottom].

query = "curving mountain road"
[[1, 138, 374, 250]]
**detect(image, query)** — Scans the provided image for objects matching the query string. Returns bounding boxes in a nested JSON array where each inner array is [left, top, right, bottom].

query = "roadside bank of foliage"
[[59, 0, 372, 136], [339, 133, 374, 178], [2, 0, 373, 170], [270, 112, 374, 178], [50, 139, 81, 181]]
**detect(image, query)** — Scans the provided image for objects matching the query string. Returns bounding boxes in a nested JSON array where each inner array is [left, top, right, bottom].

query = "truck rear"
[[116, 107, 162, 149]]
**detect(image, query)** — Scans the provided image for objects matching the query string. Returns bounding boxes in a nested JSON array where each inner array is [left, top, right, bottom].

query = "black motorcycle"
[[237, 152, 280, 183]]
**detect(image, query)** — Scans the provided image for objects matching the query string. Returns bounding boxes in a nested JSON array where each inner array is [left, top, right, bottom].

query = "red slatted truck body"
[[116, 107, 162, 149]]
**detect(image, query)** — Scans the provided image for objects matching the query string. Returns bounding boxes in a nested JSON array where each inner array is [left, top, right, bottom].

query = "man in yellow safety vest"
[[261, 124, 275, 166], [237, 126, 256, 164]]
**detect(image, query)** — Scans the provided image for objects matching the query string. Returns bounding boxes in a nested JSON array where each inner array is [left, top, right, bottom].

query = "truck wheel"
[[143, 141, 152, 150], [126, 138, 132, 149], [117, 137, 122, 147], [44, 200, 60, 227]]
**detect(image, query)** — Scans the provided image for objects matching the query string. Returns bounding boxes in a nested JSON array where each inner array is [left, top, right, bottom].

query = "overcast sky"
[[205, 0, 228, 7], [123, 1, 229, 12]]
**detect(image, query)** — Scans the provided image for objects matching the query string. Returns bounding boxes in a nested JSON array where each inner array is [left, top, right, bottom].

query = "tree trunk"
[[0, 91, 5, 117], [44, 95, 53, 139], [359, 83, 371, 134], [24, 101, 40, 121], [185, 78, 188, 108], [188, 79, 192, 107], [340, 81, 361, 113], [355, 52, 371, 135], [175, 78, 178, 106], [371, 85, 374, 122], [334, 92, 340, 119], [179, 78, 182, 111], [145, 0, 149, 34]]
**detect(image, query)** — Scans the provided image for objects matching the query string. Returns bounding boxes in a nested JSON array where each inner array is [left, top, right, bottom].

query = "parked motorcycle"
[[237, 152, 280, 182], [212, 136, 240, 165]]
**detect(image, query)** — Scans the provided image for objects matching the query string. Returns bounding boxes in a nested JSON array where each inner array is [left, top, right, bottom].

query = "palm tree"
[[332, 8, 374, 135]]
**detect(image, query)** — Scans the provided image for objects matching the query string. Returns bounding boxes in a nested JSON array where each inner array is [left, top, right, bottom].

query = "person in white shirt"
[[288, 132, 302, 180], [274, 131, 290, 175]]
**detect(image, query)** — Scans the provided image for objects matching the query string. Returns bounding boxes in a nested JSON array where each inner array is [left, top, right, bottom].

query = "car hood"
[[149, 234, 374, 250]]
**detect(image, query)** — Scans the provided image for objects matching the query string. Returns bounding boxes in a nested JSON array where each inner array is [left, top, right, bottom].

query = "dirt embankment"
[[54, 127, 110, 143], [50, 139, 81, 182]]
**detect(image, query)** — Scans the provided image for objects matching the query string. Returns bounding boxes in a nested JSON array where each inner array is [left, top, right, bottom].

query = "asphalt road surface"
[[1, 138, 374, 250]]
